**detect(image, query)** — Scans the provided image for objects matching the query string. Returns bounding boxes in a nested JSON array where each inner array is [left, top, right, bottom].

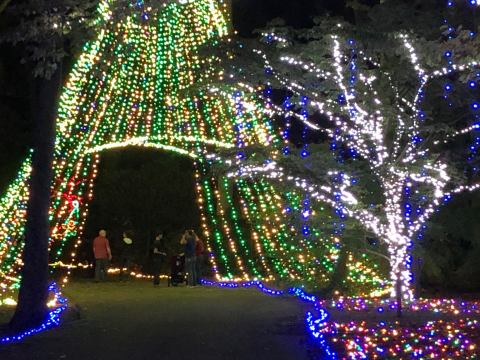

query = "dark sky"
[[232, 0, 350, 36]]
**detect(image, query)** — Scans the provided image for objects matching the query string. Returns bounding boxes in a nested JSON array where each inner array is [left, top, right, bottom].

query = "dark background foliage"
[[80, 149, 199, 268]]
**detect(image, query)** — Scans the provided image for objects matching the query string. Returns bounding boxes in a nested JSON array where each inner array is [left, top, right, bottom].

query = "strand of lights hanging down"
[[0, 0, 270, 293], [0, 0, 387, 302]]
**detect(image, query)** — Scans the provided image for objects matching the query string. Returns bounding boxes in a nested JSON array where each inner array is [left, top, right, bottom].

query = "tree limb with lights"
[[209, 2, 480, 307]]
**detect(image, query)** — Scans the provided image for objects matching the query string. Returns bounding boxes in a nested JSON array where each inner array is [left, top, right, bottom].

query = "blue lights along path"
[[201, 279, 337, 358], [0, 282, 68, 344], [2, 280, 328, 353]]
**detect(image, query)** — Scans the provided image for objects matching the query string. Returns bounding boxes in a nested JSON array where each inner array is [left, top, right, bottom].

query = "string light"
[[202, 279, 480, 358], [224, 25, 480, 301], [0, 0, 386, 301], [0, 282, 68, 344], [0, 2, 477, 355]]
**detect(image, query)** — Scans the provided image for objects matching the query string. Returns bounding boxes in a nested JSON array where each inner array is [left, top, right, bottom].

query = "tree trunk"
[[0, 0, 11, 15], [412, 250, 423, 296], [324, 244, 348, 296], [387, 240, 412, 318], [9, 67, 61, 331], [396, 275, 402, 318]]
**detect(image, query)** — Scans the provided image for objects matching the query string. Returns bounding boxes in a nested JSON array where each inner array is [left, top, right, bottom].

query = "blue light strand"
[[444, 0, 480, 173], [201, 279, 284, 295], [287, 287, 338, 357], [305, 310, 338, 359], [201, 279, 337, 358], [0, 282, 68, 344]]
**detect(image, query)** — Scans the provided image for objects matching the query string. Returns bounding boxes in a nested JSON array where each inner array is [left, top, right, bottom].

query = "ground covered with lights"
[[312, 298, 480, 358]]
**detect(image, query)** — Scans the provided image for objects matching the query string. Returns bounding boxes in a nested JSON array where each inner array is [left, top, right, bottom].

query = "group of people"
[[92, 229, 132, 282], [180, 229, 204, 287], [92, 228, 205, 286]]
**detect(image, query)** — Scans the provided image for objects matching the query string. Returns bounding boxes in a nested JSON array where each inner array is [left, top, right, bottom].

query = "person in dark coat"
[[119, 232, 134, 281], [152, 233, 167, 286], [181, 230, 197, 286]]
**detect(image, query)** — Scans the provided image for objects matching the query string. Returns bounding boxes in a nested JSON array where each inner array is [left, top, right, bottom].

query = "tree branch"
[[449, 182, 480, 195], [364, 247, 390, 261], [0, 0, 11, 15]]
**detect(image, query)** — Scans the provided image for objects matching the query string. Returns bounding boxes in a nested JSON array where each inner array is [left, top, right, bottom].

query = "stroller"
[[167, 254, 187, 286]]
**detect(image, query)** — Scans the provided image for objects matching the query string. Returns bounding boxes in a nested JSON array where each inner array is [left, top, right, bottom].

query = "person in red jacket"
[[93, 229, 112, 282]]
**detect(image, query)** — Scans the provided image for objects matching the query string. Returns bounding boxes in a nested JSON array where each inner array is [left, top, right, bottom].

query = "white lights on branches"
[[227, 29, 480, 301]]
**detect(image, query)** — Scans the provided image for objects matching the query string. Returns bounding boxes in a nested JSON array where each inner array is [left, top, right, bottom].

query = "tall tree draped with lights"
[[213, 0, 480, 304], [0, 0, 101, 330], [0, 0, 388, 314]]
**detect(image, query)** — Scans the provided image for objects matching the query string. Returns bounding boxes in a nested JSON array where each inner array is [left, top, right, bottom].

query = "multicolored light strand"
[[0, 0, 386, 301], [202, 279, 480, 359]]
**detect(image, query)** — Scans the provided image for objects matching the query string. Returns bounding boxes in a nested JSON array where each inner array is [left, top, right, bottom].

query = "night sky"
[[232, 0, 350, 36]]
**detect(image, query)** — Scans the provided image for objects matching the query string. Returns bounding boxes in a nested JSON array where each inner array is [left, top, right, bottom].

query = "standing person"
[[93, 230, 112, 282], [181, 230, 197, 286], [195, 233, 205, 285], [152, 233, 167, 286], [119, 232, 134, 281]]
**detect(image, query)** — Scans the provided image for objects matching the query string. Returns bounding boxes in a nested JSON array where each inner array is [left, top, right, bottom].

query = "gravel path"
[[0, 280, 310, 360]]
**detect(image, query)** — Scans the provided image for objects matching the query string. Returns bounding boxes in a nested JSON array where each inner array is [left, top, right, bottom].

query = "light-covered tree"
[[209, 0, 480, 310], [0, 0, 127, 330]]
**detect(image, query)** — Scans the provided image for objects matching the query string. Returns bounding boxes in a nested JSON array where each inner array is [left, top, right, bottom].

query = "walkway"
[[0, 281, 311, 360]]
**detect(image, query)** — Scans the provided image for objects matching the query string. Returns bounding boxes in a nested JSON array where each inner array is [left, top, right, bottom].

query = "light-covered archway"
[[0, 0, 386, 299]]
